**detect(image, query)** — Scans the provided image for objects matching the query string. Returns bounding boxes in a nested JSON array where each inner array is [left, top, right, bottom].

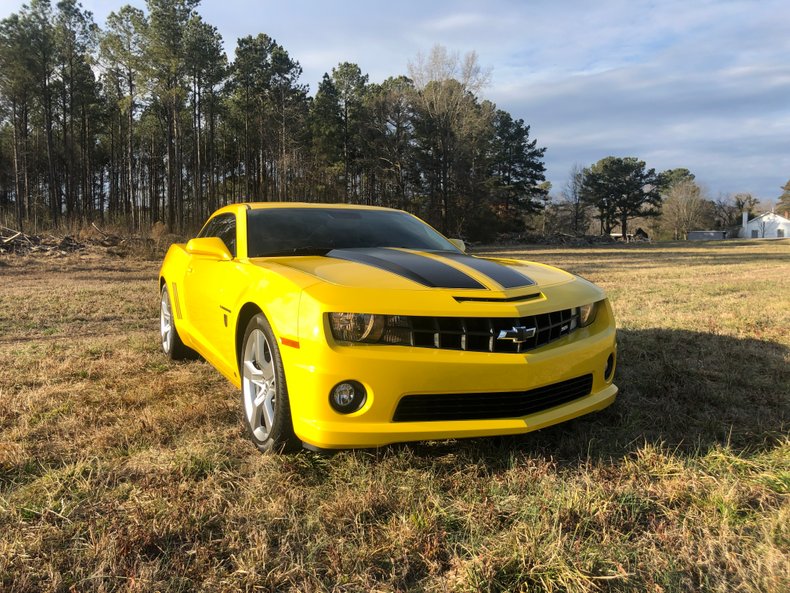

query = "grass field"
[[1, 240, 788, 592]]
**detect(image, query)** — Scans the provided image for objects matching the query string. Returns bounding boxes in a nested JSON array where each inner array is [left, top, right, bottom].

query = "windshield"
[[246, 207, 458, 257]]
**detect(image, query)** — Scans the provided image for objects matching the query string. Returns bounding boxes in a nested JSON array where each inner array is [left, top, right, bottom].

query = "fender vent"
[[171, 282, 183, 319]]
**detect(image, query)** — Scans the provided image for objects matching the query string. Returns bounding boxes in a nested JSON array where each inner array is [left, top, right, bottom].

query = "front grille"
[[407, 308, 579, 354], [393, 374, 594, 422]]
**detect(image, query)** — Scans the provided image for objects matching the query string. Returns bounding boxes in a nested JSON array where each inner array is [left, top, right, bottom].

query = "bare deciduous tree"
[[561, 163, 588, 234], [407, 45, 495, 234], [661, 179, 712, 240], [407, 45, 491, 94]]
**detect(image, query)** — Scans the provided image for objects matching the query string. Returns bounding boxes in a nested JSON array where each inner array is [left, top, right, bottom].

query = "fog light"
[[330, 380, 367, 414], [604, 353, 615, 381]]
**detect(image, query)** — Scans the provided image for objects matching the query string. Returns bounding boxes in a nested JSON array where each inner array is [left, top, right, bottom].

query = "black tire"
[[239, 314, 299, 452], [160, 284, 196, 360]]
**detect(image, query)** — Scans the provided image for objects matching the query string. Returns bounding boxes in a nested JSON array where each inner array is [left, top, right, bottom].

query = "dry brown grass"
[[1, 240, 788, 592]]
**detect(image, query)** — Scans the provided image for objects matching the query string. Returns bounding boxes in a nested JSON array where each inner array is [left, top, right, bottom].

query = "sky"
[[2, 0, 788, 203]]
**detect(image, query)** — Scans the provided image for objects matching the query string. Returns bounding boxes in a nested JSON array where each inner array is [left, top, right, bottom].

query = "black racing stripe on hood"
[[327, 248, 485, 289], [438, 252, 536, 288]]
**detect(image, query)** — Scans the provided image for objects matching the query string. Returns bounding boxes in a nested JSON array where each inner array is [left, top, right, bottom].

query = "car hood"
[[253, 248, 575, 293]]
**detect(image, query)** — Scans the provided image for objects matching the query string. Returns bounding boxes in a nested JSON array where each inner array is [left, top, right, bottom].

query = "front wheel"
[[240, 314, 299, 452], [160, 285, 195, 360]]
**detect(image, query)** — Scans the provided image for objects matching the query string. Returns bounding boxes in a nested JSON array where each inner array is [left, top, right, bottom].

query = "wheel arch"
[[236, 302, 264, 372]]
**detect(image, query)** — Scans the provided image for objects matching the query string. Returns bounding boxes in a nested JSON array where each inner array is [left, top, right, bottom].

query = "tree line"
[[545, 157, 789, 241], [0, 0, 548, 240]]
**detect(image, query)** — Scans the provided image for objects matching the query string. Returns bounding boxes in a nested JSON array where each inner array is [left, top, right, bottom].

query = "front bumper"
[[282, 300, 618, 449]]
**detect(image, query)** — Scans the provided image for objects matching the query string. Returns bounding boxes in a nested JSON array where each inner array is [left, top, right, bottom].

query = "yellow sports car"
[[159, 203, 617, 451]]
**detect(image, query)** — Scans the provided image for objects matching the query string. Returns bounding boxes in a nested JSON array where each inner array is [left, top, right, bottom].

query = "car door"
[[183, 213, 239, 374]]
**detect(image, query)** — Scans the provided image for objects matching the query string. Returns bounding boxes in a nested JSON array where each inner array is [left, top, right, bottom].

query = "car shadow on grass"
[[401, 328, 789, 465]]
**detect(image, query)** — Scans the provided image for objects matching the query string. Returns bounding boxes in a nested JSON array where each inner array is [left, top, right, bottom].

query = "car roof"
[[209, 202, 400, 218]]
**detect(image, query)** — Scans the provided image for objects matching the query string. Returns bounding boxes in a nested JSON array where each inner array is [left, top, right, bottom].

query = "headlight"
[[328, 313, 412, 345], [578, 302, 599, 327]]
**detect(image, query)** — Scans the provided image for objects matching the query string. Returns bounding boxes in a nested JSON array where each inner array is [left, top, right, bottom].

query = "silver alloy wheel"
[[160, 288, 172, 354], [242, 328, 277, 441]]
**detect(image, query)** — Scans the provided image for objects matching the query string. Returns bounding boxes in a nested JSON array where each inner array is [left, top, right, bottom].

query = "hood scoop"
[[453, 292, 542, 303]]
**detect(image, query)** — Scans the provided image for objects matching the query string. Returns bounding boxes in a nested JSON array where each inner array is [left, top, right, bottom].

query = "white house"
[[739, 211, 790, 239]]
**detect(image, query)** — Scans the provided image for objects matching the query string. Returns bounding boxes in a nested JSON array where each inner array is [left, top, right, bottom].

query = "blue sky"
[[2, 0, 788, 203]]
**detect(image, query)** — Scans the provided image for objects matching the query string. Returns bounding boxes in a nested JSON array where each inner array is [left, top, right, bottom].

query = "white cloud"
[[422, 13, 490, 32]]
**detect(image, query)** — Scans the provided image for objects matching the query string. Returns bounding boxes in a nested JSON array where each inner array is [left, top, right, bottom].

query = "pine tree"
[[144, 0, 200, 230], [54, 0, 99, 221], [184, 14, 226, 220], [581, 156, 662, 237], [331, 62, 368, 202], [0, 11, 36, 229], [361, 76, 413, 209], [490, 109, 547, 225]]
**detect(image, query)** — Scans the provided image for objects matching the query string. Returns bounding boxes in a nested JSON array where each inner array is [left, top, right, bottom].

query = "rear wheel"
[[160, 285, 194, 360], [240, 314, 298, 452]]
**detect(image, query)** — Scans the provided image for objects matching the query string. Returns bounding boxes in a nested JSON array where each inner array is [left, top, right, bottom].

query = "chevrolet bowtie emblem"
[[497, 325, 537, 344]]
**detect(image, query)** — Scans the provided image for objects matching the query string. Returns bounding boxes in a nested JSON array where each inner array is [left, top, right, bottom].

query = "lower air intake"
[[393, 374, 594, 422]]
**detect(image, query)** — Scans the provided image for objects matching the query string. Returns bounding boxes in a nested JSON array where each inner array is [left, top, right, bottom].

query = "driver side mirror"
[[186, 237, 232, 261], [448, 238, 466, 252]]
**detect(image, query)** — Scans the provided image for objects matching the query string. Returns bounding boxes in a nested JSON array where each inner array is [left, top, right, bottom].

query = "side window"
[[197, 218, 218, 239], [751, 229, 758, 238], [198, 213, 237, 257]]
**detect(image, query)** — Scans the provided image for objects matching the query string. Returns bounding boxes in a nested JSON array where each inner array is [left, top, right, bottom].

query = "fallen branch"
[[91, 221, 110, 238]]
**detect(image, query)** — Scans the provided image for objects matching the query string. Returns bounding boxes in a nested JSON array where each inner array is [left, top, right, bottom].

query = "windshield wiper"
[[260, 246, 332, 257]]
